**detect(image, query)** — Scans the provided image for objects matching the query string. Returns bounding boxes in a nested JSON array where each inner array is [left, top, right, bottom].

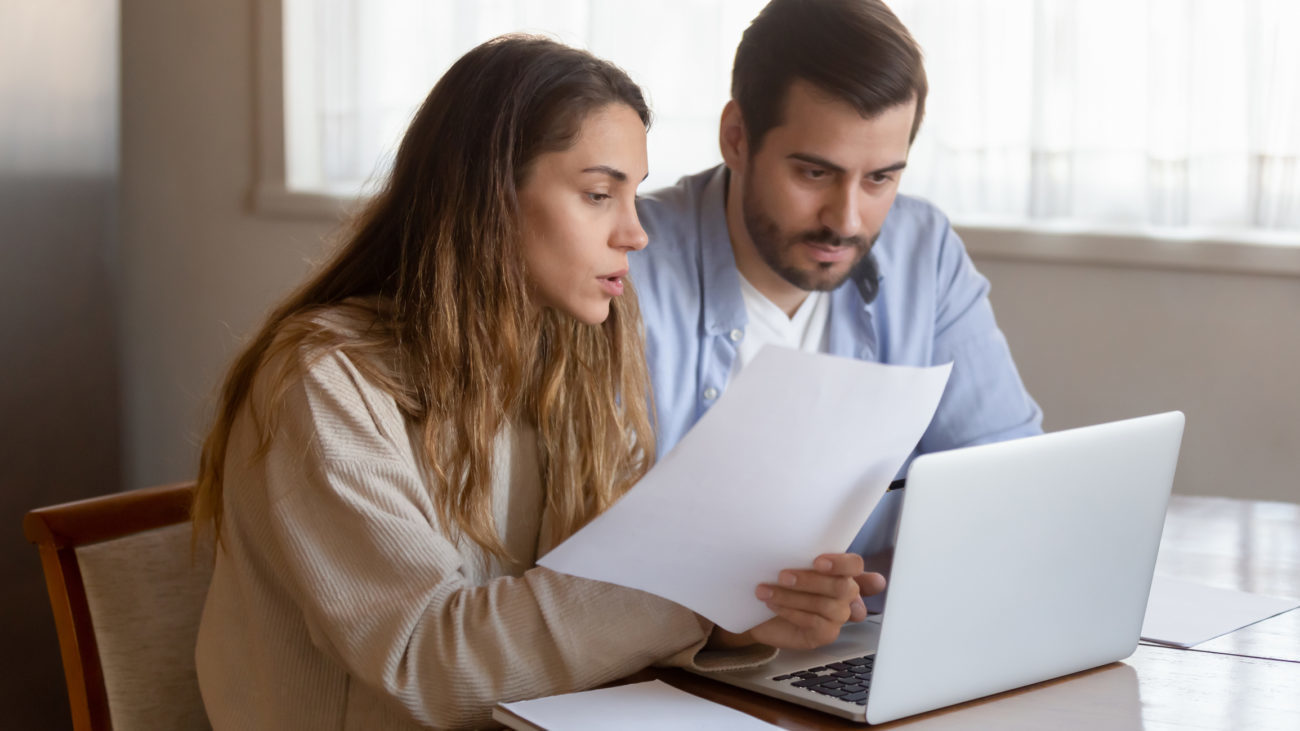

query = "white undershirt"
[[729, 273, 832, 381]]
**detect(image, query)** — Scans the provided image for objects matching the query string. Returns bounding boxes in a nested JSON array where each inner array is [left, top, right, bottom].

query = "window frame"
[[253, 0, 351, 220]]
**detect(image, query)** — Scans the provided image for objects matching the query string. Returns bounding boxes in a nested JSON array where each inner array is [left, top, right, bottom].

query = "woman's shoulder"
[[302, 296, 390, 337], [256, 298, 414, 464]]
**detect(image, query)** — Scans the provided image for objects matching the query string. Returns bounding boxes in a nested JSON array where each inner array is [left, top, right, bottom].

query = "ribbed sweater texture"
[[196, 323, 770, 729]]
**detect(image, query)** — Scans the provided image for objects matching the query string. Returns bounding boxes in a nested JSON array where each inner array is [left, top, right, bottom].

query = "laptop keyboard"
[[771, 654, 874, 705]]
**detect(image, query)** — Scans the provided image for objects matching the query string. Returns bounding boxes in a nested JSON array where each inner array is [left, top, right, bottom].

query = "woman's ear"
[[719, 100, 749, 173]]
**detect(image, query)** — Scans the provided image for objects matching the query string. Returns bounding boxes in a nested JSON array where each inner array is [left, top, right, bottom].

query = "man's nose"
[[821, 184, 863, 239]]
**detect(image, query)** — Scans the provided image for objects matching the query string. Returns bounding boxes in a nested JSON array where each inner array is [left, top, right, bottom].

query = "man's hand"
[[854, 570, 887, 604], [709, 553, 885, 651]]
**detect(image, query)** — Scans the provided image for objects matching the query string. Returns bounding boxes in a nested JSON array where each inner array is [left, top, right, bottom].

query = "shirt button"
[[729, 328, 744, 342], [703, 387, 719, 401]]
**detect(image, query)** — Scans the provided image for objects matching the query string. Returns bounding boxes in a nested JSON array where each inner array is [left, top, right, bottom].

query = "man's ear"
[[719, 100, 749, 172]]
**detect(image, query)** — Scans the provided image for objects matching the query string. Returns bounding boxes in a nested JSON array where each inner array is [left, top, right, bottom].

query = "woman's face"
[[517, 103, 649, 325]]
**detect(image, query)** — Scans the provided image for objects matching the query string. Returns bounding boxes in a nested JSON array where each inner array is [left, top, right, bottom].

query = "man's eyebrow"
[[868, 161, 908, 176], [788, 153, 846, 175], [787, 153, 908, 177]]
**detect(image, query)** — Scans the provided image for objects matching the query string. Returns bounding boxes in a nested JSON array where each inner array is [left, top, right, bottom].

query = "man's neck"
[[723, 170, 809, 319]]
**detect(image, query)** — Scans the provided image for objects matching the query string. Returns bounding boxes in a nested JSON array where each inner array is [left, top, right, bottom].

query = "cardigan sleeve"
[[253, 349, 770, 728]]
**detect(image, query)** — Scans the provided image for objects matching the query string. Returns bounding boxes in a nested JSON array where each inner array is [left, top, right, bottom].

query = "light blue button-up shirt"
[[632, 165, 1043, 473]]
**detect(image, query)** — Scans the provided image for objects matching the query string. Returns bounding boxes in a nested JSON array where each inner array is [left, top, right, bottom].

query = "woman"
[[193, 36, 868, 729]]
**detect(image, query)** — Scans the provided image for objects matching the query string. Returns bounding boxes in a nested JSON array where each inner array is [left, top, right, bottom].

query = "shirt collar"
[[828, 284, 877, 359], [699, 166, 748, 335]]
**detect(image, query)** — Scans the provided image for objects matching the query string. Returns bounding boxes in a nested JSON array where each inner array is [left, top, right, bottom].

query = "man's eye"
[[804, 168, 828, 180], [586, 192, 612, 203], [869, 173, 895, 185]]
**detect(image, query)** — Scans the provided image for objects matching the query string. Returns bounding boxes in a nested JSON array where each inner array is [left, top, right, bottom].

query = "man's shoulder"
[[635, 166, 723, 246], [638, 166, 720, 210], [875, 193, 963, 262], [631, 166, 725, 290], [882, 193, 954, 237]]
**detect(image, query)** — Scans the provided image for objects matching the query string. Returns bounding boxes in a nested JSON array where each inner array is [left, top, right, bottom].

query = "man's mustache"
[[797, 228, 870, 249]]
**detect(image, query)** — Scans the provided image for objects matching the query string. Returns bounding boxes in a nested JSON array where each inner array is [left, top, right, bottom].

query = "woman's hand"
[[708, 553, 885, 651]]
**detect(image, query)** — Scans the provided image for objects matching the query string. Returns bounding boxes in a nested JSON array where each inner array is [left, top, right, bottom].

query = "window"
[[895, 0, 1300, 232], [266, 0, 1300, 236], [277, 0, 767, 197]]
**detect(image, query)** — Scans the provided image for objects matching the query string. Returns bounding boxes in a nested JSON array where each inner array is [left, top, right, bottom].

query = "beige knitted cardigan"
[[196, 322, 771, 730]]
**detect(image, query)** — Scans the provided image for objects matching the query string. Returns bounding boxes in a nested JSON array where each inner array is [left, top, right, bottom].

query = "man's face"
[[735, 81, 915, 295]]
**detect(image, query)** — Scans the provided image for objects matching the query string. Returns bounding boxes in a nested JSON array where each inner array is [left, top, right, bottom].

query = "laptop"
[[689, 411, 1184, 724]]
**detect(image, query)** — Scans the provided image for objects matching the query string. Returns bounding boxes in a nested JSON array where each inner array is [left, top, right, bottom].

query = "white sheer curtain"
[[894, 0, 1300, 231], [283, 0, 766, 195], [284, 0, 1300, 232]]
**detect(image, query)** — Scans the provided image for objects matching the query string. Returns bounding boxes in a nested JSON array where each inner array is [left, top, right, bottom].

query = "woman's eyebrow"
[[582, 165, 628, 182], [582, 165, 649, 183]]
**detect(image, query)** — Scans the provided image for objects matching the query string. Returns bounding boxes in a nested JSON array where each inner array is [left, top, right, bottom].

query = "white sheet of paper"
[[540, 346, 951, 632], [1141, 575, 1300, 648], [493, 680, 780, 731]]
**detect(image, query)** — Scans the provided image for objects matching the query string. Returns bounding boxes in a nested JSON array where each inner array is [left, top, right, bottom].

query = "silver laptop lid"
[[867, 411, 1184, 724]]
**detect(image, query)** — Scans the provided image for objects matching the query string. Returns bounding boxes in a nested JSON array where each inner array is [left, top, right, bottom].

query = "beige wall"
[[3, 2, 122, 726], [974, 252, 1300, 502], [120, 1, 1300, 504], [121, 0, 336, 488]]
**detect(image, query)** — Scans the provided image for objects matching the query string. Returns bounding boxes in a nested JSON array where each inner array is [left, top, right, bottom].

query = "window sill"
[[958, 220, 1300, 279], [251, 185, 1300, 278], [251, 182, 359, 221]]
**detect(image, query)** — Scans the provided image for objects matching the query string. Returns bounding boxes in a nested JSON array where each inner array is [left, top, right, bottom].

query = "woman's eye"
[[586, 192, 612, 203]]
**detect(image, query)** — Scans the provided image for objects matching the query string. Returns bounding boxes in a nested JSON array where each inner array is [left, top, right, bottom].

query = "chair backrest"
[[24, 483, 213, 731]]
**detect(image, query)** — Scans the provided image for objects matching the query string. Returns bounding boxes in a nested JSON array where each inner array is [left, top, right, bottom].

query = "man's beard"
[[741, 177, 876, 292]]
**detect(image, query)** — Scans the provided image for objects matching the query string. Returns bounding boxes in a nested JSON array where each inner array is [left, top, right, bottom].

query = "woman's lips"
[[598, 270, 627, 296]]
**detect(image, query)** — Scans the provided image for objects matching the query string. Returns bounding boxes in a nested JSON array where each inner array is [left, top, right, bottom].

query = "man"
[[634, 0, 1040, 460], [631, 0, 1042, 595]]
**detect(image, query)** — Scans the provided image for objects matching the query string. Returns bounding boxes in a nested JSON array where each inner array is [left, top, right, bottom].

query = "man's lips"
[[799, 240, 857, 263]]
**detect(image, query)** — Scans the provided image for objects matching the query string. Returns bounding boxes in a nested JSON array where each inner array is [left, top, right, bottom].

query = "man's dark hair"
[[731, 0, 928, 153]]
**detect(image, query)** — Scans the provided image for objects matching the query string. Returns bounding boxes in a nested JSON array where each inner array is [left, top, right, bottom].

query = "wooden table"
[[648, 495, 1300, 729], [1146, 496, 1300, 663]]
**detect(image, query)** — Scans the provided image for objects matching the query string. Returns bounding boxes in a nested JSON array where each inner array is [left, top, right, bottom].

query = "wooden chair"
[[24, 483, 213, 731]]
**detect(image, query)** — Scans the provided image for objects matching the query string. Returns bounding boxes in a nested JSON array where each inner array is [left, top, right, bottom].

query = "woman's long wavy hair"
[[192, 36, 656, 561]]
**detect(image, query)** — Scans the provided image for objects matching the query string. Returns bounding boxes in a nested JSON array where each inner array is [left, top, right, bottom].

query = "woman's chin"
[[563, 300, 612, 326]]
